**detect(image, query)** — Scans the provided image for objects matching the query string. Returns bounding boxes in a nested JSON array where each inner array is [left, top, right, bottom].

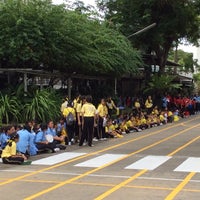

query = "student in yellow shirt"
[[159, 111, 166, 124], [107, 97, 117, 117], [97, 99, 108, 140], [140, 115, 148, 129], [119, 118, 128, 134], [105, 119, 123, 138], [145, 95, 153, 114], [75, 96, 85, 142], [63, 101, 76, 145], [134, 98, 141, 114], [1, 133, 27, 165], [126, 116, 142, 132], [79, 95, 97, 147], [152, 106, 159, 116], [168, 110, 174, 123]]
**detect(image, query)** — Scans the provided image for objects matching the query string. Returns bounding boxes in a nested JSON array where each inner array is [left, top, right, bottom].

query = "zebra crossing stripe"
[[31, 152, 86, 165], [125, 155, 171, 170], [174, 157, 200, 173], [75, 154, 126, 168]]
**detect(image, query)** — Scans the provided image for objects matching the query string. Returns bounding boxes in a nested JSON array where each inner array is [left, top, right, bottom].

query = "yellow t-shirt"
[[1, 141, 16, 158], [168, 111, 173, 116], [135, 102, 140, 108], [105, 124, 115, 133], [126, 120, 132, 128], [63, 107, 76, 119], [135, 119, 141, 126], [120, 123, 128, 131], [141, 118, 147, 124], [73, 99, 78, 110], [159, 114, 165, 121], [152, 109, 159, 115], [145, 99, 153, 108], [76, 103, 82, 113], [97, 104, 108, 117], [81, 103, 96, 117], [107, 100, 115, 109]]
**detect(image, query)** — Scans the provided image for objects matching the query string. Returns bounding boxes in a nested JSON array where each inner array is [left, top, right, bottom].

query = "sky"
[[52, 0, 96, 6]]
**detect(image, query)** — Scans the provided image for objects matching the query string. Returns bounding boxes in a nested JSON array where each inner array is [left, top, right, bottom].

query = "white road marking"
[[75, 154, 126, 168], [174, 157, 200, 173], [125, 155, 171, 170], [1, 169, 200, 183], [31, 152, 86, 165]]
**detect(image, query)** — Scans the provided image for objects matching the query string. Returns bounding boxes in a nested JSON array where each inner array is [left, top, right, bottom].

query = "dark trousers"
[[79, 117, 94, 146], [2, 156, 24, 165], [66, 124, 75, 142], [98, 117, 106, 138], [36, 143, 56, 152]]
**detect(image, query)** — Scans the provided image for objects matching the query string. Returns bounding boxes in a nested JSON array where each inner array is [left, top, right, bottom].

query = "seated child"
[[105, 119, 123, 138], [140, 114, 149, 129], [159, 111, 166, 124], [34, 123, 57, 153], [1, 133, 28, 165], [126, 116, 142, 132]]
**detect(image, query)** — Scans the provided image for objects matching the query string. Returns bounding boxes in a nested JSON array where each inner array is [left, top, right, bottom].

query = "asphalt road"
[[0, 115, 200, 200]]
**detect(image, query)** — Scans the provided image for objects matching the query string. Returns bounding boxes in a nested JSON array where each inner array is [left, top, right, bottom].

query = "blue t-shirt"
[[0, 133, 10, 149], [46, 127, 57, 137], [35, 131, 46, 143], [17, 129, 38, 155]]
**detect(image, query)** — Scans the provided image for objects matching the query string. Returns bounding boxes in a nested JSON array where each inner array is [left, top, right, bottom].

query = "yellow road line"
[[94, 169, 147, 200], [165, 172, 196, 200], [24, 123, 200, 200], [168, 135, 200, 156], [0, 118, 189, 187], [94, 124, 200, 200]]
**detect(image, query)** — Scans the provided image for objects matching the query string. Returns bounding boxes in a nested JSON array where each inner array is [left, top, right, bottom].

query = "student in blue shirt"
[[0, 126, 16, 149], [34, 123, 56, 153], [17, 123, 38, 157]]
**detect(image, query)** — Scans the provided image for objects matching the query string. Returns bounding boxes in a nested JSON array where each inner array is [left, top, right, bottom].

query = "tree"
[[168, 49, 200, 73], [144, 74, 182, 97], [97, 0, 200, 74], [193, 73, 200, 94], [0, 0, 142, 76]]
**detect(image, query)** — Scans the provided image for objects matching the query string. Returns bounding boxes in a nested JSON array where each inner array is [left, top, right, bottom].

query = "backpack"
[[66, 111, 74, 126]]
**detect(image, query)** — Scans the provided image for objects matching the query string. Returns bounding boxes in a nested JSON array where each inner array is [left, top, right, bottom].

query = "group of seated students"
[[0, 120, 68, 164], [0, 94, 196, 165]]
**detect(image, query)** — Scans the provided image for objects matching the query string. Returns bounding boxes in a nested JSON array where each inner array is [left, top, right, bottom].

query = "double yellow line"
[[24, 121, 200, 199]]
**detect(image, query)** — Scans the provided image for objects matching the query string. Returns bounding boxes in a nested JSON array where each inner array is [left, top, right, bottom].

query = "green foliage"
[[193, 73, 200, 94], [0, 85, 62, 124], [0, 0, 142, 76], [144, 74, 182, 95], [168, 49, 199, 73], [0, 93, 21, 124], [23, 88, 62, 123], [97, 0, 200, 73]]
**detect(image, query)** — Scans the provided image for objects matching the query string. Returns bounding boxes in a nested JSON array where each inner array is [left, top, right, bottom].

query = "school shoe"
[[88, 144, 94, 147], [54, 148, 60, 152], [71, 138, 75, 144], [102, 138, 107, 140], [22, 160, 32, 165], [93, 138, 98, 142]]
